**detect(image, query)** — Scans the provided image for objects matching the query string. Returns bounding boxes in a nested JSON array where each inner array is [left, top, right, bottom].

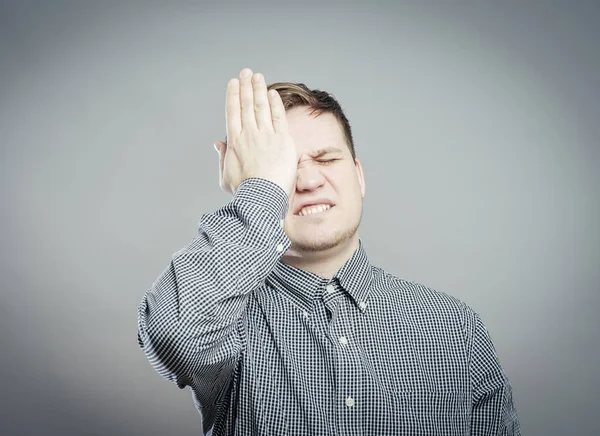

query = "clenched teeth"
[[298, 204, 331, 216]]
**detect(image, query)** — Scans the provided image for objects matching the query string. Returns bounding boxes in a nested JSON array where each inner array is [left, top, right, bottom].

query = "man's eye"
[[317, 159, 337, 165]]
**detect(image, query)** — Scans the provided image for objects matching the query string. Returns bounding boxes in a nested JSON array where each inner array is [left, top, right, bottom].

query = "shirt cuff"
[[233, 178, 290, 220]]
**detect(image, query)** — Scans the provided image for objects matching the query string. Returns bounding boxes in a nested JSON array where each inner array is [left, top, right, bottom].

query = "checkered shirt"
[[138, 178, 520, 435]]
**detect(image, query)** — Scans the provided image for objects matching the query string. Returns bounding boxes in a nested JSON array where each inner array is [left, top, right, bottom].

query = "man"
[[137, 68, 521, 435]]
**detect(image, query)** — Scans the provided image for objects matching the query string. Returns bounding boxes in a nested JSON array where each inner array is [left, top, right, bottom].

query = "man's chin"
[[290, 241, 338, 254], [288, 233, 355, 254]]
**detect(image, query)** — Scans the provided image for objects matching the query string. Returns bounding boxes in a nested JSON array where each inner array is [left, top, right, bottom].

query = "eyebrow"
[[308, 147, 345, 158]]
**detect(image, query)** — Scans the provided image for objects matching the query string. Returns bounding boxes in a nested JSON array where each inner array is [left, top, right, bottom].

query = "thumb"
[[214, 140, 228, 191]]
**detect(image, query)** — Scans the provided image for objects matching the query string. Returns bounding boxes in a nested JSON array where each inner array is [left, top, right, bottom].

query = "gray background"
[[1, 0, 598, 435]]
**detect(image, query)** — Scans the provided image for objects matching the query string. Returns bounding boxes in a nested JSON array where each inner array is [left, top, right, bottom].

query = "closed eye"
[[317, 159, 338, 165]]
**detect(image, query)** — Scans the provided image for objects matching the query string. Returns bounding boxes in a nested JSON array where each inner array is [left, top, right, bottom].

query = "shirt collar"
[[267, 239, 374, 312]]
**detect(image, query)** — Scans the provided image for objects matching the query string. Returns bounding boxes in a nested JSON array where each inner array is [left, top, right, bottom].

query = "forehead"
[[286, 107, 347, 155]]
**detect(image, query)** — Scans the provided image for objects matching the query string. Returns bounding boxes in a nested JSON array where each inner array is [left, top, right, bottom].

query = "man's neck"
[[280, 235, 360, 279]]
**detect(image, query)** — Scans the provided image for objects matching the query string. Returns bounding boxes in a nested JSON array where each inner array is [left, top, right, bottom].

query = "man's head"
[[268, 82, 366, 256]]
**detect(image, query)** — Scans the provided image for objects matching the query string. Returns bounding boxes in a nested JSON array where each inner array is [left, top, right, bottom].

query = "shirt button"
[[326, 284, 334, 293], [345, 397, 355, 407], [303, 311, 309, 318], [279, 219, 285, 228], [276, 243, 284, 253], [359, 301, 368, 310], [339, 336, 348, 345]]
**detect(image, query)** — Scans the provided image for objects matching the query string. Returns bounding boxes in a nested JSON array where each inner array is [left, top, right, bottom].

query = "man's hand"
[[214, 68, 298, 198]]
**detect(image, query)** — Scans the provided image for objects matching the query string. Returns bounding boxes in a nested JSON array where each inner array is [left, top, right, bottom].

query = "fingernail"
[[213, 143, 219, 152]]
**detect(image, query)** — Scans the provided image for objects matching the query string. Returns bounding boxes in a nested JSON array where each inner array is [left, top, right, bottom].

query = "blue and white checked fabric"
[[138, 178, 520, 435]]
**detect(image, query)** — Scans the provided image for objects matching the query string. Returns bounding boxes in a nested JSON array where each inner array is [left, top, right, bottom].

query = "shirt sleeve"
[[470, 313, 521, 435], [137, 178, 291, 433]]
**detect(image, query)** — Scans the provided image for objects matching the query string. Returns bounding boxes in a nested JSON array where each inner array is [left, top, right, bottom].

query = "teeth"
[[298, 204, 331, 216]]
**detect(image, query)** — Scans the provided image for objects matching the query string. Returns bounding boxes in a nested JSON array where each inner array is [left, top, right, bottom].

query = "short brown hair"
[[225, 83, 356, 159], [268, 82, 356, 159]]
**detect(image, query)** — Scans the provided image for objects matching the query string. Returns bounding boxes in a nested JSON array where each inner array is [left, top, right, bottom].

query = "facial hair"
[[289, 205, 363, 253]]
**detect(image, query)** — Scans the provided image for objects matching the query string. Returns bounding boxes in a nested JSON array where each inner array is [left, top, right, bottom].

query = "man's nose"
[[295, 165, 325, 192]]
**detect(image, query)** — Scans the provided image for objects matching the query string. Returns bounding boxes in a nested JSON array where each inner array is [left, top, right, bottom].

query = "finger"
[[268, 89, 288, 133], [239, 68, 257, 130], [252, 73, 272, 131], [226, 79, 241, 137]]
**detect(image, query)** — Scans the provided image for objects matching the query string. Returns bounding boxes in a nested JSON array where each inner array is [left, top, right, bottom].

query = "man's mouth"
[[296, 204, 333, 216]]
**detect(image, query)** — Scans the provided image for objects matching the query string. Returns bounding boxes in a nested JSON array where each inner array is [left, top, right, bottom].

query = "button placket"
[[338, 330, 362, 434], [336, 348, 357, 419], [337, 342, 361, 435], [325, 289, 358, 432]]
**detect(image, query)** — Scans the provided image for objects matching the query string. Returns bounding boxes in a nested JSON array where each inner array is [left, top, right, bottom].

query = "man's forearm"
[[137, 177, 290, 389]]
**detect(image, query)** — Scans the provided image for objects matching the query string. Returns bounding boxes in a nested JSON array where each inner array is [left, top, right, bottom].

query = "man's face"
[[283, 106, 366, 254]]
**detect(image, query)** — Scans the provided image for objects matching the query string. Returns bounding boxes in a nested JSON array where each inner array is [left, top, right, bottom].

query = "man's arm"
[[470, 314, 521, 435], [137, 178, 290, 431], [137, 67, 298, 433]]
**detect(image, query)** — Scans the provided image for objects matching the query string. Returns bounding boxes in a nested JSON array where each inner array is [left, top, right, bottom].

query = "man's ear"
[[354, 158, 365, 198]]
